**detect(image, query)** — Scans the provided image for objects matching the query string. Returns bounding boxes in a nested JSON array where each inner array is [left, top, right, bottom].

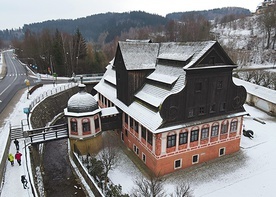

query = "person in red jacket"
[[15, 151, 22, 166]]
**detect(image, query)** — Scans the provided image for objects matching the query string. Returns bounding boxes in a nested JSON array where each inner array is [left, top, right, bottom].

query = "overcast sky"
[[0, 0, 262, 30]]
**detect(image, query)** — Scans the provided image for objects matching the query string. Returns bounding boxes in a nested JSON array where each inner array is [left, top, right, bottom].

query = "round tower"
[[64, 84, 102, 139]]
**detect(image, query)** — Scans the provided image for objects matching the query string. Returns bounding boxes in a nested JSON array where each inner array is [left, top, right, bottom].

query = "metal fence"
[[29, 83, 77, 111]]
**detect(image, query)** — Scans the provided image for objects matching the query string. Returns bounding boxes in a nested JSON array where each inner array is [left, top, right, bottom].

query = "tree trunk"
[[272, 29, 276, 50], [266, 29, 271, 49]]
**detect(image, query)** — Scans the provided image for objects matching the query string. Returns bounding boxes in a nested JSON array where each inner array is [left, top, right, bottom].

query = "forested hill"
[[23, 11, 167, 42], [167, 7, 251, 21], [0, 7, 251, 43]]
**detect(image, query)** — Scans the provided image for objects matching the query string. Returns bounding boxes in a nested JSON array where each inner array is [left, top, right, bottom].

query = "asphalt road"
[[0, 51, 69, 114], [0, 51, 28, 114]]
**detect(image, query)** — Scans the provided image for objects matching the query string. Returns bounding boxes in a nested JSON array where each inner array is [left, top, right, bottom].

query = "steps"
[[10, 126, 24, 140]]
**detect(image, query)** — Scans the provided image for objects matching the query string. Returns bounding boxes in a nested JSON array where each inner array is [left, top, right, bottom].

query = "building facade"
[[94, 40, 247, 176]]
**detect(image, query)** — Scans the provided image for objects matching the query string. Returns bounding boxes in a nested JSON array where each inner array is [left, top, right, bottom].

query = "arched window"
[[70, 118, 78, 134], [94, 117, 100, 130], [82, 118, 91, 133], [211, 122, 219, 137], [179, 130, 188, 145], [230, 119, 238, 132], [221, 120, 229, 134], [201, 127, 209, 140], [167, 134, 176, 148]]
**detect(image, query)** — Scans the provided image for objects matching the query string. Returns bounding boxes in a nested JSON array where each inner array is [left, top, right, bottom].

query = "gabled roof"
[[158, 41, 215, 62], [95, 40, 239, 133], [117, 41, 226, 71], [118, 41, 159, 70]]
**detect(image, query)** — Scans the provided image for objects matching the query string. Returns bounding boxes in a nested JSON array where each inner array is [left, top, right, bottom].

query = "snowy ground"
[[0, 82, 74, 197], [0, 75, 275, 196], [108, 104, 276, 196]]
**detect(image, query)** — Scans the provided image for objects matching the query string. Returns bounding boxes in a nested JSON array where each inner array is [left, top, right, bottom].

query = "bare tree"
[[172, 181, 193, 197], [132, 174, 165, 197], [239, 71, 255, 82], [98, 139, 118, 189], [252, 70, 266, 85], [259, 5, 276, 49], [271, 72, 276, 90], [262, 71, 274, 88]]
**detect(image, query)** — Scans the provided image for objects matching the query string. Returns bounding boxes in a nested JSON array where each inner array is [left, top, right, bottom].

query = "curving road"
[[0, 50, 29, 114], [0, 50, 69, 114]]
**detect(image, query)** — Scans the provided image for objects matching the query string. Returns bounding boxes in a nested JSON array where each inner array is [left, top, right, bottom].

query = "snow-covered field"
[[108, 104, 276, 196], [0, 83, 74, 197]]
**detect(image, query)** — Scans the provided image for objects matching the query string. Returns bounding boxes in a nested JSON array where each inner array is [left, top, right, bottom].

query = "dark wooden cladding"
[[159, 66, 246, 128], [115, 43, 153, 106], [112, 40, 246, 127]]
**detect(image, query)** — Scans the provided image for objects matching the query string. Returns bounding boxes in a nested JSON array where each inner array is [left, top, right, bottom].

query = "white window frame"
[[174, 159, 182, 169], [201, 128, 209, 139], [230, 121, 238, 132], [142, 153, 146, 163], [192, 154, 199, 164], [219, 147, 226, 156], [211, 125, 219, 137]]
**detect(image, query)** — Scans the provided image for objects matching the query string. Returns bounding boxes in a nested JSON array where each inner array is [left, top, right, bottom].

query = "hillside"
[[0, 7, 251, 43], [166, 7, 252, 21], [212, 14, 276, 66], [22, 11, 167, 43]]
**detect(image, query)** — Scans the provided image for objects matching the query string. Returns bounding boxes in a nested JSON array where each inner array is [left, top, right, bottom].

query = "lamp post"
[[24, 79, 30, 99], [50, 55, 54, 75], [76, 56, 79, 72]]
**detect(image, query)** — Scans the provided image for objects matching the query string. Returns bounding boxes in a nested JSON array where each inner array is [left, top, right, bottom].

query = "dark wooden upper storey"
[[112, 40, 246, 129]]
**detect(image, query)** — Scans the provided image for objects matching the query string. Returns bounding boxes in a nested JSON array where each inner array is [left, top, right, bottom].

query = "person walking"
[[21, 175, 28, 189], [14, 139, 19, 150], [15, 151, 22, 166], [8, 153, 14, 166]]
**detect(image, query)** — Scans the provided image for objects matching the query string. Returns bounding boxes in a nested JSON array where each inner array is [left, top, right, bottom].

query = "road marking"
[[0, 53, 18, 97]]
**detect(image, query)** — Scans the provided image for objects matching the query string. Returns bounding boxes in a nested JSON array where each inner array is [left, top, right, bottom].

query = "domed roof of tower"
[[67, 84, 98, 113]]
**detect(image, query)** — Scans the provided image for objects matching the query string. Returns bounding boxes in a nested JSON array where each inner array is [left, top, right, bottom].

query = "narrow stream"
[[42, 119, 86, 197]]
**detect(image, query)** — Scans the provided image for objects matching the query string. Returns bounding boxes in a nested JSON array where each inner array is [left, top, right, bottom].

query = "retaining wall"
[[30, 87, 78, 128], [233, 78, 276, 116]]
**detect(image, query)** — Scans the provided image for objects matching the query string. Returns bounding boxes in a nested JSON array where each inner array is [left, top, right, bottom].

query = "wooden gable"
[[189, 42, 235, 68], [159, 42, 246, 128]]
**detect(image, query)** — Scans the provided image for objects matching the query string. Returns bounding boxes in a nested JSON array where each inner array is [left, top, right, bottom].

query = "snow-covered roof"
[[67, 84, 98, 113], [147, 72, 178, 85], [158, 42, 196, 62], [95, 41, 241, 133], [183, 41, 216, 69], [101, 106, 120, 117], [64, 108, 101, 117], [233, 78, 276, 104], [118, 41, 159, 70]]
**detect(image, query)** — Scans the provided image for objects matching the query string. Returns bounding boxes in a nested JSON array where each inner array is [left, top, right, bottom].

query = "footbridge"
[[11, 123, 69, 145]]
